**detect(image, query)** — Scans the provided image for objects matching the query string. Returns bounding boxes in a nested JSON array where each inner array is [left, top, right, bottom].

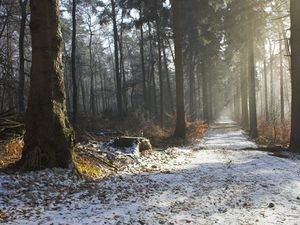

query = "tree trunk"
[[111, 0, 123, 117], [188, 47, 195, 121], [248, 22, 258, 138], [18, 0, 28, 114], [148, 22, 157, 119], [88, 29, 95, 116], [269, 40, 274, 117], [207, 68, 213, 123], [172, 0, 186, 138], [263, 56, 269, 123], [147, 22, 153, 118], [20, 0, 74, 170], [71, 0, 77, 122], [162, 39, 174, 114], [156, 16, 164, 126], [290, 0, 300, 151], [240, 48, 249, 129], [139, 7, 147, 114], [279, 36, 285, 124], [202, 59, 209, 123], [196, 60, 203, 119], [119, 10, 127, 114]]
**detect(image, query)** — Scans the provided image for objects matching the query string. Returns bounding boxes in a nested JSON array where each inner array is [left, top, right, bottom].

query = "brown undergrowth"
[[0, 114, 208, 171], [0, 138, 24, 169], [77, 115, 208, 148], [257, 118, 290, 147]]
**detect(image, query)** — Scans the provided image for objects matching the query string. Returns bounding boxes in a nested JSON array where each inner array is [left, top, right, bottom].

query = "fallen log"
[[105, 136, 152, 155]]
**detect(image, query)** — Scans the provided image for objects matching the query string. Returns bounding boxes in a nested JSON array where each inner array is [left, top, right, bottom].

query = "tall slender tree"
[[290, 0, 300, 151], [240, 48, 249, 129], [111, 0, 123, 117], [139, 6, 147, 114], [279, 35, 284, 124], [248, 19, 258, 138], [18, 0, 28, 114], [156, 15, 164, 126], [172, 0, 186, 138], [71, 0, 77, 122]]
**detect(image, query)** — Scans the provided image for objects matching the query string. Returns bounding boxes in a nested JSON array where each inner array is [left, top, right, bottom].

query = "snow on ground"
[[1, 120, 300, 225], [202, 117, 258, 150]]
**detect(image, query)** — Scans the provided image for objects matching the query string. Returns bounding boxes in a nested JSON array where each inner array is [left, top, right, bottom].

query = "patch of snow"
[[214, 116, 236, 125], [203, 129, 257, 150]]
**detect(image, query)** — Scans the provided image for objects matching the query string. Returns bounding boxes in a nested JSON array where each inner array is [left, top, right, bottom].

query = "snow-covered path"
[[1, 120, 300, 225]]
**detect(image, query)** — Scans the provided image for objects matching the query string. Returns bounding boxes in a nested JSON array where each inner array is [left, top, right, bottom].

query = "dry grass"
[[0, 115, 208, 170], [77, 115, 208, 148], [187, 120, 209, 139], [257, 118, 290, 147], [71, 149, 115, 180], [0, 138, 24, 168]]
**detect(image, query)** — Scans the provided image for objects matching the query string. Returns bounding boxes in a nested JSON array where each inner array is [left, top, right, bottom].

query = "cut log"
[[109, 137, 152, 152]]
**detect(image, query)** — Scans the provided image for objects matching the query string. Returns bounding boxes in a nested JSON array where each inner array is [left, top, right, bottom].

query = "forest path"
[[1, 118, 300, 224], [201, 116, 257, 150]]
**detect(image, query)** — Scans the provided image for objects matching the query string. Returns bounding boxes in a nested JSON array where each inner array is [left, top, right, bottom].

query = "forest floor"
[[1, 117, 300, 224]]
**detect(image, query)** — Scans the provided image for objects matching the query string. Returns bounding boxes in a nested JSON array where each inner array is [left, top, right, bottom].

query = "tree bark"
[[71, 0, 77, 122], [172, 0, 186, 138], [139, 7, 147, 114], [290, 0, 300, 151], [119, 10, 127, 114], [20, 0, 74, 170], [111, 0, 123, 117], [279, 36, 285, 124], [202, 59, 209, 123], [156, 16, 164, 126], [18, 0, 28, 114], [263, 55, 269, 123], [240, 48, 249, 129], [188, 46, 195, 121], [88, 25, 95, 116], [162, 39, 174, 114], [248, 21, 258, 138], [269, 40, 275, 118]]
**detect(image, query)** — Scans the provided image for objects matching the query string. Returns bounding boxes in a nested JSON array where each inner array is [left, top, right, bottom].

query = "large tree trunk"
[[18, 0, 28, 114], [19, 0, 74, 170], [290, 0, 300, 151], [71, 0, 77, 122], [172, 0, 186, 138]]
